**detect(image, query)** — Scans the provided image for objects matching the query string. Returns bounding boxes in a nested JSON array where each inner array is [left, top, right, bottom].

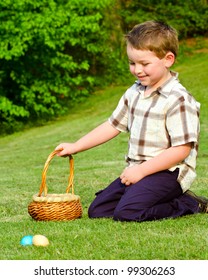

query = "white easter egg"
[[33, 235, 49, 247]]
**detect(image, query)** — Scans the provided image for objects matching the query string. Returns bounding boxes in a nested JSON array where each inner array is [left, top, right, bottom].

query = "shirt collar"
[[135, 71, 179, 98], [157, 71, 179, 97]]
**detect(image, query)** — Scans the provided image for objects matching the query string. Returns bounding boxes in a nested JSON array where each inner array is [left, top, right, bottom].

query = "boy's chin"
[[139, 81, 149, 87]]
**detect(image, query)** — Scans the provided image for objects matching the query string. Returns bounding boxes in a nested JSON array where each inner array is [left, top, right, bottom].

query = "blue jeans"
[[88, 169, 199, 222]]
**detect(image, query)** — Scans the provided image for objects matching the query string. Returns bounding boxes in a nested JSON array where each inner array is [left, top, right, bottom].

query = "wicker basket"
[[28, 150, 82, 221]]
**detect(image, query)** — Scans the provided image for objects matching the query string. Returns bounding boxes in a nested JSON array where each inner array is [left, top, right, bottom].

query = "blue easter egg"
[[20, 235, 33, 246]]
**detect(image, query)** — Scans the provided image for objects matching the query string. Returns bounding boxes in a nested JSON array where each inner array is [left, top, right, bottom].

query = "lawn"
[[0, 48, 208, 261]]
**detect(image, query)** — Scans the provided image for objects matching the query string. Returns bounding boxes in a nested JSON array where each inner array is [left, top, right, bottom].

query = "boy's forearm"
[[120, 143, 192, 185], [75, 121, 120, 152], [56, 121, 120, 156], [139, 143, 192, 177]]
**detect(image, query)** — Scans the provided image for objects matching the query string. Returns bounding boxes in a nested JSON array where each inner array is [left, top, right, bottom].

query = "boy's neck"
[[144, 71, 172, 97]]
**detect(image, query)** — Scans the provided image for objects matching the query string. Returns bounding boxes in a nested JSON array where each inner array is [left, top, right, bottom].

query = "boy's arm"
[[55, 121, 120, 156], [120, 143, 192, 185]]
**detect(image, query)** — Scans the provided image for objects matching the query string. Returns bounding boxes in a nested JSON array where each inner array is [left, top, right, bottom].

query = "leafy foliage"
[[0, 0, 207, 134], [0, 0, 113, 133], [119, 0, 208, 39]]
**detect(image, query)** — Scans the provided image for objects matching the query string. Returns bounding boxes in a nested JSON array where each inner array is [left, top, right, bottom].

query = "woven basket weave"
[[28, 150, 82, 221]]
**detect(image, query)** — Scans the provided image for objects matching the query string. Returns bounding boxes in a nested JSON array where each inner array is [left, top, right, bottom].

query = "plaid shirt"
[[109, 72, 200, 192]]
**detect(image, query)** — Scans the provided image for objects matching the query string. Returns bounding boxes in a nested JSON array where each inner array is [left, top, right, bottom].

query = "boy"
[[55, 21, 208, 222]]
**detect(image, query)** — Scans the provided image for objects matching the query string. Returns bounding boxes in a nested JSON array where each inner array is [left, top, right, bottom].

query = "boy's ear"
[[164, 52, 175, 67]]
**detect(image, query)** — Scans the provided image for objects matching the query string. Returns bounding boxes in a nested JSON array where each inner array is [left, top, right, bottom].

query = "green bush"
[[119, 0, 208, 39], [1, 0, 207, 134], [0, 0, 113, 133]]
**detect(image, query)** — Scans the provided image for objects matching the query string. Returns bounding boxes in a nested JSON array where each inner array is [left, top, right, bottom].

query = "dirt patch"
[[180, 37, 208, 54]]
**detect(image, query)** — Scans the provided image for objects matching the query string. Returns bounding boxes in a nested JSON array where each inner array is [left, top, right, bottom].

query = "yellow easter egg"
[[33, 235, 49, 247]]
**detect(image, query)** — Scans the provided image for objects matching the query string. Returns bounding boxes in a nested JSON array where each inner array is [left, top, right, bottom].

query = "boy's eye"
[[129, 61, 135, 65]]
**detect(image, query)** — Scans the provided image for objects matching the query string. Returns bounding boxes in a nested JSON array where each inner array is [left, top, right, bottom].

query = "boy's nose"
[[135, 65, 142, 75]]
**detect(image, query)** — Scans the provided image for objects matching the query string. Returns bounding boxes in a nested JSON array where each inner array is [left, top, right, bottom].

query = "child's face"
[[127, 43, 174, 89]]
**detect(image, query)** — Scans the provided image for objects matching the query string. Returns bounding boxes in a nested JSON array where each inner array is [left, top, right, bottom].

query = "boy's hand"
[[55, 143, 77, 157], [120, 165, 145, 186]]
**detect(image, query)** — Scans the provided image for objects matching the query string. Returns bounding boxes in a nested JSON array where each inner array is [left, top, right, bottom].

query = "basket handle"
[[38, 150, 74, 197]]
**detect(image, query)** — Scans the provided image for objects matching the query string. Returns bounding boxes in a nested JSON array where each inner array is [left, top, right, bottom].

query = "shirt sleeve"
[[108, 92, 129, 132], [166, 93, 200, 147]]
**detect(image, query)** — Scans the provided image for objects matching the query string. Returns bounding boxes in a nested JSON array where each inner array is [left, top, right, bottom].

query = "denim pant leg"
[[88, 169, 199, 222], [113, 169, 199, 222], [88, 177, 125, 218]]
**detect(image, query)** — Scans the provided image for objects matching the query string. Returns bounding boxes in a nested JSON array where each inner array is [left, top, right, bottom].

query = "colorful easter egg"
[[20, 235, 33, 246], [33, 235, 49, 247]]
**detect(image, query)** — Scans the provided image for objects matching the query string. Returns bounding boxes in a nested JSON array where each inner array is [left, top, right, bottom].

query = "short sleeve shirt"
[[108, 72, 200, 192]]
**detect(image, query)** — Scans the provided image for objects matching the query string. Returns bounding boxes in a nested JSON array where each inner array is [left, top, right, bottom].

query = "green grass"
[[0, 49, 208, 260]]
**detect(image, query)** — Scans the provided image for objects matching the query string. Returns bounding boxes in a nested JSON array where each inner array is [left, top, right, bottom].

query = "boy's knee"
[[88, 204, 97, 218], [113, 207, 131, 221], [88, 203, 107, 218], [113, 205, 146, 222]]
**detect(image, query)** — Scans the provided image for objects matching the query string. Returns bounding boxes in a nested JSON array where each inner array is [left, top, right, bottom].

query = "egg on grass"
[[20, 235, 33, 246], [20, 234, 49, 247], [32, 234, 49, 247]]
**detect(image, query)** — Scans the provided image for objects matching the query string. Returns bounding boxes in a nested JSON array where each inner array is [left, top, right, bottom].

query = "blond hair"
[[125, 21, 179, 59]]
